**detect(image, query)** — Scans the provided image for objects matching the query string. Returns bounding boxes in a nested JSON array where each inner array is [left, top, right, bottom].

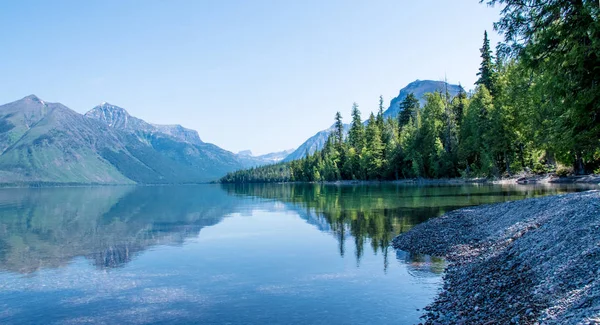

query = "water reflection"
[[396, 250, 445, 277], [222, 182, 594, 268], [0, 183, 594, 275], [0, 185, 240, 273], [0, 183, 596, 325]]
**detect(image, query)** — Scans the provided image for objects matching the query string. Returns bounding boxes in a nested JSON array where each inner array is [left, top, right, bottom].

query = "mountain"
[[283, 124, 350, 162], [84, 102, 155, 133], [283, 80, 463, 162], [256, 149, 295, 163], [151, 124, 203, 145], [0, 95, 247, 185], [0, 95, 135, 184], [236, 148, 295, 166], [86, 103, 293, 168], [237, 150, 253, 156], [85, 102, 203, 145], [383, 80, 463, 119]]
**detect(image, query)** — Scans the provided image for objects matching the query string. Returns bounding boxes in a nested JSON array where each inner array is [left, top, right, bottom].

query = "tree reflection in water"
[[0, 182, 590, 274], [223, 182, 591, 272]]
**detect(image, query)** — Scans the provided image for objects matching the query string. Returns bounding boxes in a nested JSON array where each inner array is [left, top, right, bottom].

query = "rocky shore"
[[316, 174, 600, 186], [393, 190, 600, 324]]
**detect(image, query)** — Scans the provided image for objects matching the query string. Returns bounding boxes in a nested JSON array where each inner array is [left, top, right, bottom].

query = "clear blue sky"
[[0, 0, 501, 155]]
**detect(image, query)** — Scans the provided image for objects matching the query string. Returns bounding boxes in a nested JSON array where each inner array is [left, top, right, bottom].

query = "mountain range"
[[0, 96, 286, 185], [237, 149, 295, 165], [0, 80, 462, 185], [283, 80, 463, 162]]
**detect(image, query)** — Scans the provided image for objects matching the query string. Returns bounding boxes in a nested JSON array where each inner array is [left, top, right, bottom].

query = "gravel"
[[393, 190, 600, 325]]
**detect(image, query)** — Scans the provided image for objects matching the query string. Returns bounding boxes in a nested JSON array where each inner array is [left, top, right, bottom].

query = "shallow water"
[[0, 183, 594, 324]]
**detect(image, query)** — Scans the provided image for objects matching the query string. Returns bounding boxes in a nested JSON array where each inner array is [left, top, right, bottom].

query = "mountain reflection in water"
[[0, 183, 595, 325], [0, 183, 593, 275]]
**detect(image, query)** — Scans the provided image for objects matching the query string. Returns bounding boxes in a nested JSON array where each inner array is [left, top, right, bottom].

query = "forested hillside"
[[221, 0, 599, 183]]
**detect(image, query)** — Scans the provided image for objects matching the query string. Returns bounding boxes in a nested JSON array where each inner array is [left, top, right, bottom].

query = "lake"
[[0, 183, 595, 324]]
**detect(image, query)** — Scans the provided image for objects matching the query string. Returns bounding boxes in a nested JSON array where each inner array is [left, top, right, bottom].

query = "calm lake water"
[[0, 183, 595, 324]]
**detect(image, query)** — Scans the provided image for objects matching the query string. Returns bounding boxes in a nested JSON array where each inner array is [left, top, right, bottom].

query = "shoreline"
[[310, 174, 600, 186], [2, 173, 598, 188], [393, 190, 600, 324], [0, 182, 218, 189]]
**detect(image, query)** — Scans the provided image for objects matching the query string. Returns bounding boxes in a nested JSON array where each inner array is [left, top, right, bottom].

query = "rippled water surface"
[[0, 183, 594, 324]]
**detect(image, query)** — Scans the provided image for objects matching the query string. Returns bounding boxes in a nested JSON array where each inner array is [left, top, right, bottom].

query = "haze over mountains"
[[237, 149, 295, 165], [0, 80, 462, 185]]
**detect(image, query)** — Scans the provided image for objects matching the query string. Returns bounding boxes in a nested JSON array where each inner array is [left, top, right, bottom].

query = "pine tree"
[[380, 117, 397, 179], [376, 95, 385, 129], [334, 111, 344, 147], [348, 103, 365, 152], [475, 31, 496, 96], [398, 93, 419, 130], [365, 113, 384, 179], [452, 85, 468, 127], [485, 0, 600, 174], [420, 92, 446, 177], [459, 85, 495, 176], [401, 113, 423, 178], [221, 11, 600, 184]]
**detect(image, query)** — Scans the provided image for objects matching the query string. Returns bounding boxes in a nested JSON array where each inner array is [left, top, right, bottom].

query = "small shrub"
[[532, 162, 550, 174], [555, 166, 573, 177]]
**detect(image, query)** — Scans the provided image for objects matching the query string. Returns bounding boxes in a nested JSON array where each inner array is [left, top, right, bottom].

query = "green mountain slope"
[[0, 95, 51, 152], [85, 103, 245, 183], [0, 96, 133, 184], [0, 95, 246, 185]]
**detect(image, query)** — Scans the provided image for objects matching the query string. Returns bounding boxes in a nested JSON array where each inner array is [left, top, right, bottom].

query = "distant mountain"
[[84, 102, 154, 133], [85, 102, 203, 145], [0, 95, 248, 185], [284, 124, 350, 162], [236, 148, 295, 166], [237, 150, 253, 156], [283, 80, 463, 162], [383, 80, 463, 119], [151, 124, 203, 146], [256, 149, 295, 163]]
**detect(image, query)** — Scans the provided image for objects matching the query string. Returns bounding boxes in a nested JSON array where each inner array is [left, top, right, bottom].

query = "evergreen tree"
[[401, 113, 423, 178], [452, 85, 468, 127], [334, 111, 344, 147], [459, 85, 495, 176], [364, 113, 384, 179], [419, 93, 447, 177], [376, 95, 385, 129], [381, 117, 397, 179], [475, 31, 496, 96], [222, 15, 600, 184], [343, 147, 359, 180], [485, 0, 600, 174], [398, 93, 419, 130], [348, 103, 365, 152]]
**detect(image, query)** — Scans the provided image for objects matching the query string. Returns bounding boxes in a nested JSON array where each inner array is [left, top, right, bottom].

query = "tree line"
[[221, 0, 599, 183]]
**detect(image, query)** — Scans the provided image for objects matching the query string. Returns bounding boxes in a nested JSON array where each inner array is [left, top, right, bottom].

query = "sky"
[[0, 0, 501, 155]]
